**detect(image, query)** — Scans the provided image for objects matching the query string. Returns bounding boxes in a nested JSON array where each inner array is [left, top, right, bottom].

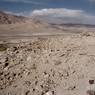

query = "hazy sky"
[[0, 0, 94, 13], [0, 0, 95, 24]]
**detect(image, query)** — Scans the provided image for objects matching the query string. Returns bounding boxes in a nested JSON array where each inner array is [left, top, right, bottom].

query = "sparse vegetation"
[[0, 44, 8, 51]]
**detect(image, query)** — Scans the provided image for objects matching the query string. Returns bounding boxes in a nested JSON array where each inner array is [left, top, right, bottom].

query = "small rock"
[[27, 56, 31, 63], [54, 61, 62, 65], [31, 64, 37, 70], [4, 63, 9, 68], [89, 80, 94, 85], [25, 90, 30, 95], [87, 90, 95, 95], [13, 47, 18, 52], [45, 91, 54, 95]]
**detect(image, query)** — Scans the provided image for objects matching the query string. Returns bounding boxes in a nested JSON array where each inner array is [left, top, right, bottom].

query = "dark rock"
[[87, 90, 95, 95], [89, 80, 94, 85], [25, 90, 30, 95], [4, 63, 9, 68]]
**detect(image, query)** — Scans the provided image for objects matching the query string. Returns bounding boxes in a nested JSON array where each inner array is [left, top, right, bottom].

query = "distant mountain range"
[[0, 11, 95, 28], [0, 11, 28, 24], [50, 23, 95, 28]]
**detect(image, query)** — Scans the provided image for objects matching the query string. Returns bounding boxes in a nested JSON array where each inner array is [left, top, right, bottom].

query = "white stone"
[[45, 91, 53, 95], [27, 56, 32, 63]]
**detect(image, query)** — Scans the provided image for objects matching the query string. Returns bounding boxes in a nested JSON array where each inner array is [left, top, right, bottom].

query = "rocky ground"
[[0, 32, 95, 95]]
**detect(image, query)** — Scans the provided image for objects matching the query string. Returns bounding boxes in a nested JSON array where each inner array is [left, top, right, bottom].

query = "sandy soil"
[[0, 32, 95, 95], [1, 21, 95, 41]]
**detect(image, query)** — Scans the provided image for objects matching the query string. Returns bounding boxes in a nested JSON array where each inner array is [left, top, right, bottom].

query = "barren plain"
[[0, 13, 95, 95]]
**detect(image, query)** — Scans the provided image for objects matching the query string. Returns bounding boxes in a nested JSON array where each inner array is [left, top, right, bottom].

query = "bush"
[[0, 44, 8, 51]]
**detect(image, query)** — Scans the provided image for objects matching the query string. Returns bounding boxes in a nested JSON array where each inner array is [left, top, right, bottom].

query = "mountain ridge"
[[0, 11, 28, 24]]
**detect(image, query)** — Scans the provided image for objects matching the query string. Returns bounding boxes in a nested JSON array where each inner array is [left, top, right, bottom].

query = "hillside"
[[0, 11, 27, 24]]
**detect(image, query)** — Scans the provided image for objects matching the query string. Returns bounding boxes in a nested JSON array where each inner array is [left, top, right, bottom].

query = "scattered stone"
[[87, 90, 95, 95], [1, 36, 95, 95], [54, 60, 62, 65], [45, 91, 54, 95], [4, 62, 9, 68], [13, 46, 18, 52], [24, 81, 31, 86], [68, 86, 76, 90], [31, 64, 37, 70], [60, 54, 65, 57], [89, 80, 94, 85], [25, 90, 30, 95]]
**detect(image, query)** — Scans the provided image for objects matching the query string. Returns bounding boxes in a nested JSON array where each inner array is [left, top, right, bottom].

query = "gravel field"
[[0, 32, 95, 95]]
